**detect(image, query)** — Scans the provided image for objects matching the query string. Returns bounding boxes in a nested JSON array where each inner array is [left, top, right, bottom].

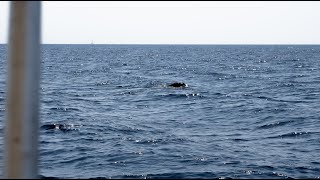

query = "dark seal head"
[[168, 82, 188, 88]]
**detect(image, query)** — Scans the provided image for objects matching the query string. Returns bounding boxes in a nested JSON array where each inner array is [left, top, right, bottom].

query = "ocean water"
[[0, 44, 320, 179]]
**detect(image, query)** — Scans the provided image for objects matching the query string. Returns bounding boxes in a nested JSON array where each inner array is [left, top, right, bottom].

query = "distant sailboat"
[[91, 40, 94, 45]]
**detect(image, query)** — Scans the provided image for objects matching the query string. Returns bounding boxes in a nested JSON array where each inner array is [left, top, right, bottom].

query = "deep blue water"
[[0, 44, 320, 179]]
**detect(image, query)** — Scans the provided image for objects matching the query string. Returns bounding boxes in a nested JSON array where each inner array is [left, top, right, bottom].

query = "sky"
[[1, 1, 320, 44]]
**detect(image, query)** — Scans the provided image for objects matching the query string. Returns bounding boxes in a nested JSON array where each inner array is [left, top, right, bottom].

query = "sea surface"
[[0, 44, 320, 179]]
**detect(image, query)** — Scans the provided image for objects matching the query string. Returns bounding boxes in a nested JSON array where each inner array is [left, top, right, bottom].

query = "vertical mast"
[[4, 1, 41, 178]]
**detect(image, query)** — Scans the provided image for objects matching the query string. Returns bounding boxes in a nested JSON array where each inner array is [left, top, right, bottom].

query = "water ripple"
[[267, 131, 317, 139]]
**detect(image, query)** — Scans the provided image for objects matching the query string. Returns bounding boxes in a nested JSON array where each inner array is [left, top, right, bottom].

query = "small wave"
[[95, 125, 149, 135], [267, 131, 314, 139], [275, 83, 295, 87], [115, 91, 135, 95], [94, 82, 109, 86], [69, 69, 103, 75], [40, 147, 69, 156], [157, 93, 202, 99], [59, 155, 95, 165], [141, 80, 164, 88], [124, 136, 192, 146], [255, 95, 307, 103], [208, 72, 237, 80], [114, 84, 137, 89], [256, 120, 294, 130], [49, 107, 81, 112], [41, 99, 56, 104], [39, 175, 60, 179]]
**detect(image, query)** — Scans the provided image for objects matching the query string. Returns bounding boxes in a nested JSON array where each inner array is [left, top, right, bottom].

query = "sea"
[[0, 44, 320, 179]]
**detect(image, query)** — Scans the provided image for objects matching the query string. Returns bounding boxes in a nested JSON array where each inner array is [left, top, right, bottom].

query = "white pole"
[[4, 1, 41, 178]]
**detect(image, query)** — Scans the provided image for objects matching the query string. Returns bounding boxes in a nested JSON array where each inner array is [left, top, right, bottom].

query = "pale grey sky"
[[1, 1, 320, 44]]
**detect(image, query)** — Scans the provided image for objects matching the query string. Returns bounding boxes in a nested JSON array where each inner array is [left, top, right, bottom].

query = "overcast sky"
[[1, 1, 320, 44]]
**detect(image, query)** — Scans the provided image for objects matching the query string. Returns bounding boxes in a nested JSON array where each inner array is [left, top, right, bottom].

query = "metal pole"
[[4, 1, 41, 178]]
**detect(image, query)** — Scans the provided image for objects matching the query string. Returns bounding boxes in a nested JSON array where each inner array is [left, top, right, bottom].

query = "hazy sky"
[[1, 1, 320, 44]]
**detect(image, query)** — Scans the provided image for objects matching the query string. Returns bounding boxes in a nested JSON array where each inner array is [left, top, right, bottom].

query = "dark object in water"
[[168, 82, 188, 88], [41, 124, 63, 130], [41, 123, 81, 131]]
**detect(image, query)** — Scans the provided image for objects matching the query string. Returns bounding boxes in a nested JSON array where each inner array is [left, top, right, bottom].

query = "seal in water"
[[41, 123, 81, 131], [168, 82, 188, 88]]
